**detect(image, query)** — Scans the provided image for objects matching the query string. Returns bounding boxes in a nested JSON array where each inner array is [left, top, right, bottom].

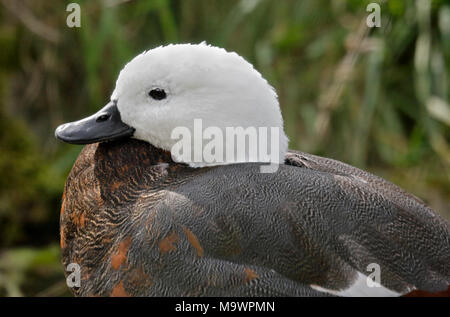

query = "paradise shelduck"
[[55, 44, 450, 297]]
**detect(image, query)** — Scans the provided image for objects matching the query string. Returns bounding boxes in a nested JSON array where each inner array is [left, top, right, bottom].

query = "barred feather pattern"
[[60, 139, 450, 297]]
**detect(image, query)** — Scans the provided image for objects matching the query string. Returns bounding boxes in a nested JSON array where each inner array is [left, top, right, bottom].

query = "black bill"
[[55, 101, 135, 145]]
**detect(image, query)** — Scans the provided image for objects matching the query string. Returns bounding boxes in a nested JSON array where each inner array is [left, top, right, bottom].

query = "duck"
[[55, 43, 450, 297]]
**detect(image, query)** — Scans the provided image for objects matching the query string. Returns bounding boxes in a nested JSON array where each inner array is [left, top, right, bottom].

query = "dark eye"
[[148, 88, 167, 100]]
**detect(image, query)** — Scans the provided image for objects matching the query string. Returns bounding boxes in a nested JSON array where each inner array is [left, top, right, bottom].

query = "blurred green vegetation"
[[0, 0, 449, 296]]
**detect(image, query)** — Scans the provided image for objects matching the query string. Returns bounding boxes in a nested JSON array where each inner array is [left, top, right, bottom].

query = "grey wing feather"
[[284, 150, 450, 292], [134, 152, 449, 296]]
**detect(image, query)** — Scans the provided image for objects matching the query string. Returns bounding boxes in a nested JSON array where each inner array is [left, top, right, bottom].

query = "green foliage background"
[[0, 0, 449, 296]]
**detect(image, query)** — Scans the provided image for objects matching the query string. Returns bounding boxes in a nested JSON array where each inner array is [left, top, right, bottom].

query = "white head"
[[57, 43, 288, 169]]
